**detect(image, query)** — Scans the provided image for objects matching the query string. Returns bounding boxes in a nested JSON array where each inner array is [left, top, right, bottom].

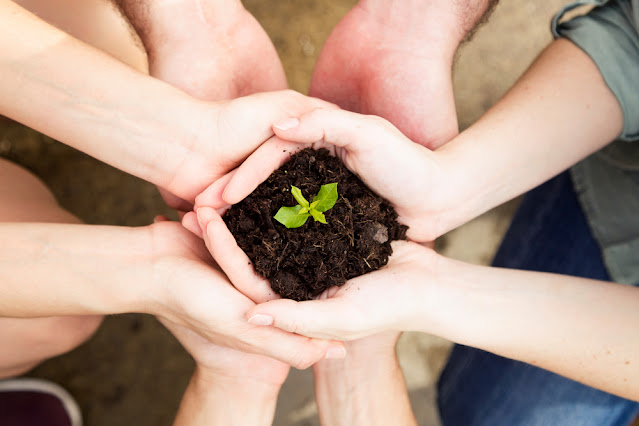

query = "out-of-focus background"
[[2, 0, 569, 424]]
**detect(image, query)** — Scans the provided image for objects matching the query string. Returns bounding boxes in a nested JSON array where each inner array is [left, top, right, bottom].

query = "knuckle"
[[290, 345, 320, 370], [365, 114, 392, 129]]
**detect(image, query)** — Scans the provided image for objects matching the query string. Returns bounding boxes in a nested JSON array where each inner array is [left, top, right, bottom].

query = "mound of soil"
[[223, 148, 407, 301]]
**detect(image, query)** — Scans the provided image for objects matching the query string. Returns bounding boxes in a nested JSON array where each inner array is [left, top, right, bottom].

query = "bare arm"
[[0, 223, 152, 318], [248, 37, 621, 243], [437, 38, 623, 231], [111, 0, 243, 58], [173, 367, 279, 426], [313, 333, 416, 426], [0, 0, 200, 191], [0, 0, 311, 203], [361, 0, 499, 44], [247, 241, 639, 401], [434, 255, 639, 401]]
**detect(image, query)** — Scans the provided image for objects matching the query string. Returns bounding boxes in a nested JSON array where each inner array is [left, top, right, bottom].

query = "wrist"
[[174, 365, 279, 426], [357, 0, 464, 62], [194, 365, 282, 399], [139, 0, 244, 59], [430, 138, 491, 235], [194, 365, 280, 424], [313, 348, 416, 426], [411, 252, 495, 346]]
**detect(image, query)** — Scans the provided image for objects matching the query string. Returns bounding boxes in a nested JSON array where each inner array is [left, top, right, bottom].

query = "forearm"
[[0, 223, 152, 317], [428, 256, 639, 400], [174, 367, 279, 426], [359, 0, 498, 57], [437, 38, 623, 231], [313, 343, 416, 426], [0, 0, 200, 191], [112, 0, 243, 60]]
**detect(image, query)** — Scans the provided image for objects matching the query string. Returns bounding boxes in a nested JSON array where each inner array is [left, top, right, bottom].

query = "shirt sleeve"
[[552, 0, 639, 141]]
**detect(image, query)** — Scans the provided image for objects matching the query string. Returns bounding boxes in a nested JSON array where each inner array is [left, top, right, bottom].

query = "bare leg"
[[0, 159, 103, 378]]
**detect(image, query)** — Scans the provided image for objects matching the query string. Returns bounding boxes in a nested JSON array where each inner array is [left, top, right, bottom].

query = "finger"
[[153, 215, 170, 223], [222, 136, 309, 205], [194, 169, 236, 211], [273, 108, 390, 149], [181, 211, 203, 238], [158, 186, 194, 211], [315, 286, 340, 300], [242, 324, 347, 369], [245, 298, 368, 341], [196, 206, 278, 303]]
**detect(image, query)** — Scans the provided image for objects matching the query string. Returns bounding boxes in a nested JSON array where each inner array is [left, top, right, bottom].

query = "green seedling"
[[274, 183, 338, 228]]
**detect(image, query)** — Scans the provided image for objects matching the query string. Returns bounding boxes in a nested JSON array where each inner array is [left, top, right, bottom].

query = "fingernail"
[[325, 346, 347, 360], [247, 314, 274, 326], [274, 117, 299, 130]]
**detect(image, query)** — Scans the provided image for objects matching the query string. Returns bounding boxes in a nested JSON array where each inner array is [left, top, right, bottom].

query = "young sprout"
[[274, 183, 338, 229]]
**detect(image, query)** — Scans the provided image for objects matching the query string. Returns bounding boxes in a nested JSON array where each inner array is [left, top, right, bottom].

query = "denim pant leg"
[[436, 171, 639, 426]]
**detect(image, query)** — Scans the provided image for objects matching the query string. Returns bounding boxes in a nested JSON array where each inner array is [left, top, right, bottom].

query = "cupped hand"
[[146, 220, 345, 369], [202, 108, 463, 242], [139, 0, 289, 210], [156, 89, 333, 208], [159, 317, 290, 388], [243, 240, 439, 341], [309, 0, 459, 149]]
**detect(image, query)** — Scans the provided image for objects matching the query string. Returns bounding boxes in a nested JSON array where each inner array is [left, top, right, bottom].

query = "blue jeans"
[[437, 171, 639, 426]]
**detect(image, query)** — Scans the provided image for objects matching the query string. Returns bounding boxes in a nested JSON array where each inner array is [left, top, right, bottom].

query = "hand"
[[309, 0, 460, 149], [244, 241, 438, 341], [153, 89, 334, 207], [160, 317, 290, 388], [135, 0, 287, 210], [204, 108, 463, 242], [155, 214, 290, 386], [146, 220, 346, 368], [162, 318, 289, 426]]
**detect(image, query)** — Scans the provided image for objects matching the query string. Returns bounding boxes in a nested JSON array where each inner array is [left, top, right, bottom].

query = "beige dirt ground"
[[1, 0, 574, 424]]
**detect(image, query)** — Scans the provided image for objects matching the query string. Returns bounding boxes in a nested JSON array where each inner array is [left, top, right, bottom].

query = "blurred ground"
[[2, 0, 569, 424]]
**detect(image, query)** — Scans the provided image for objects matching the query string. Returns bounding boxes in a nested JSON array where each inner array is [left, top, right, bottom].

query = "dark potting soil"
[[223, 148, 407, 301]]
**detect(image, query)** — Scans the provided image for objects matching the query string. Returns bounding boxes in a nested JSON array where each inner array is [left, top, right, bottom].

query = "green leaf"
[[274, 205, 310, 228], [311, 183, 338, 212], [290, 186, 309, 208], [310, 209, 327, 224]]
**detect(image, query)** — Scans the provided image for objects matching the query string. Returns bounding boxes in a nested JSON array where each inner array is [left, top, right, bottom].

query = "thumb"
[[273, 108, 387, 150], [222, 136, 309, 205], [196, 206, 277, 303], [246, 298, 367, 341]]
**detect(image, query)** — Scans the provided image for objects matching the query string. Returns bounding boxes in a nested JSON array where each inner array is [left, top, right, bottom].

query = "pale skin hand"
[[246, 243, 639, 402], [203, 39, 623, 243], [309, 0, 498, 149], [0, 1, 330, 206], [148, 221, 346, 369], [184, 209, 417, 423], [161, 318, 288, 426], [0, 220, 345, 369], [113, 0, 289, 209], [240, 39, 636, 400], [154, 216, 290, 426]]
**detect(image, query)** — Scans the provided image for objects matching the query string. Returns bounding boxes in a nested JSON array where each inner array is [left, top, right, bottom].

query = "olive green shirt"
[[552, 0, 639, 284]]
